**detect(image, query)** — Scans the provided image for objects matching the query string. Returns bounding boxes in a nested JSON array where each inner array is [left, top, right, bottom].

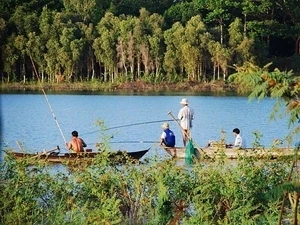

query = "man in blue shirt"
[[160, 123, 176, 147]]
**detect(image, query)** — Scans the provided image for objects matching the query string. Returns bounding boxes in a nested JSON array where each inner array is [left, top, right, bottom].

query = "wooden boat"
[[163, 146, 298, 160], [7, 147, 150, 164]]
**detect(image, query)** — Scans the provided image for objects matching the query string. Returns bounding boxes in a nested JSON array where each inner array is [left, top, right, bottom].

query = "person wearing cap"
[[160, 122, 176, 147], [178, 98, 194, 146], [66, 130, 87, 153]]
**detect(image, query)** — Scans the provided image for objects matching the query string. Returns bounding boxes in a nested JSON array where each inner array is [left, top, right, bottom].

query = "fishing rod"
[[29, 55, 67, 144], [109, 140, 159, 144], [83, 119, 176, 135], [87, 140, 159, 145], [106, 119, 176, 130]]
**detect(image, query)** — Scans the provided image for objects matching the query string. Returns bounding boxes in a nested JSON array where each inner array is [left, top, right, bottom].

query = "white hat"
[[162, 122, 169, 129], [180, 98, 189, 105]]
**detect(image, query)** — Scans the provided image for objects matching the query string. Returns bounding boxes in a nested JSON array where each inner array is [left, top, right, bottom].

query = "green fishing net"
[[185, 139, 195, 164]]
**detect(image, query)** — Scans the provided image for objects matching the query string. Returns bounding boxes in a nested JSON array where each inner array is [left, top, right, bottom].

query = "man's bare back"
[[67, 131, 87, 153]]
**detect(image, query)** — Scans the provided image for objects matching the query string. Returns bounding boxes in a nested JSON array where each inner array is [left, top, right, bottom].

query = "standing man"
[[159, 122, 176, 147], [178, 98, 194, 146], [66, 130, 87, 153]]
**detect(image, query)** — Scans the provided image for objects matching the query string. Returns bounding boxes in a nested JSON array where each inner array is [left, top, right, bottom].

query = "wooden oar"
[[31, 146, 60, 159], [167, 111, 212, 159]]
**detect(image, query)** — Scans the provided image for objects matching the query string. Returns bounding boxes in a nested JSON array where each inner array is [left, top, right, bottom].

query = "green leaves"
[[229, 61, 300, 139], [0, 147, 293, 224]]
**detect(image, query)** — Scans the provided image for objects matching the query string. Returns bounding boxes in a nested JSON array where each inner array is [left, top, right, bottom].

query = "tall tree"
[[133, 8, 152, 78], [117, 15, 137, 79], [163, 22, 185, 81], [228, 18, 255, 66], [182, 15, 207, 81], [208, 41, 231, 81], [63, 0, 109, 24], [148, 13, 165, 78], [193, 0, 237, 44], [164, 2, 198, 27], [93, 12, 120, 82]]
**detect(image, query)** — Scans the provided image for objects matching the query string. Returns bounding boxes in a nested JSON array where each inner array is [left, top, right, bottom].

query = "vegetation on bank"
[[0, 80, 237, 94], [1, 146, 299, 225]]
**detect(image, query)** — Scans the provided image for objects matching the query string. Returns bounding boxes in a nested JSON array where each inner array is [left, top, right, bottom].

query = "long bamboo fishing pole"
[[87, 140, 159, 145], [83, 119, 175, 135], [106, 119, 175, 130], [29, 55, 67, 144]]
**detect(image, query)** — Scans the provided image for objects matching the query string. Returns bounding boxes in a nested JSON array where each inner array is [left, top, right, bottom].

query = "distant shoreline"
[[0, 80, 239, 95]]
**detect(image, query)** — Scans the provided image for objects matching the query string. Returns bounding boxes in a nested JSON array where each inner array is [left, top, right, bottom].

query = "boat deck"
[[163, 146, 297, 160]]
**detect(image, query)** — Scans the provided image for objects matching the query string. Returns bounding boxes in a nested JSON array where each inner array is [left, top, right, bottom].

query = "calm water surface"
[[1, 94, 296, 158]]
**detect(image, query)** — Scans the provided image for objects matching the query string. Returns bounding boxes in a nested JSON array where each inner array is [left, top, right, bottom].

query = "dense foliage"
[[0, 149, 297, 225], [229, 62, 300, 140], [1, 0, 300, 84]]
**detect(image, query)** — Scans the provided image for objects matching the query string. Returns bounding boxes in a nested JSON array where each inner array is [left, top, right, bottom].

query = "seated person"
[[66, 130, 87, 153], [160, 123, 176, 147], [226, 128, 243, 149]]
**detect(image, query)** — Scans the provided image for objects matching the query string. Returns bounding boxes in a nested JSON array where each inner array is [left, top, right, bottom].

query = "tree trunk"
[[137, 54, 141, 79], [22, 62, 26, 83], [220, 18, 223, 44], [243, 14, 247, 38]]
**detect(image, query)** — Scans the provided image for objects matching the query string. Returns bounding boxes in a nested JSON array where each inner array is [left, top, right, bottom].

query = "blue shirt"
[[161, 129, 176, 147]]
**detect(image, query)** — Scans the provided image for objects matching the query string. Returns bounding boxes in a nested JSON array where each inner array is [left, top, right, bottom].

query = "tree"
[[148, 13, 165, 79], [193, 0, 237, 44], [182, 15, 208, 81], [26, 32, 47, 82], [117, 15, 136, 79], [2, 36, 18, 82], [133, 8, 152, 78], [275, 0, 300, 55], [164, 2, 198, 27], [93, 12, 120, 82], [63, 0, 109, 24], [163, 22, 185, 81], [228, 18, 255, 66]]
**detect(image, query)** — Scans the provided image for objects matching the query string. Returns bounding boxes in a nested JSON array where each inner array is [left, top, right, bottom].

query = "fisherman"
[[66, 130, 87, 153], [178, 98, 194, 147], [160, 122, 176, 147]]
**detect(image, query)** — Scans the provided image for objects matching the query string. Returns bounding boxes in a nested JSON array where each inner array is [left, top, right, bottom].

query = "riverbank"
[[0, 80, 238, 95]]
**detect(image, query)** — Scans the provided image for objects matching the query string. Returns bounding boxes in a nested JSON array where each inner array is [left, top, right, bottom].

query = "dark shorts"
[[163, 140, 175, 147]]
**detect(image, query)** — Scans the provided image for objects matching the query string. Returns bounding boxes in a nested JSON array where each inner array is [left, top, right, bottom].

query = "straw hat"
[[162, 122, 169, 129], [180, 98, 189, 105]]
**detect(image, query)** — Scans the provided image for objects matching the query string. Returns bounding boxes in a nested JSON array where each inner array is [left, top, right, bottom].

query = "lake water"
[[1, 93, 297, 158]]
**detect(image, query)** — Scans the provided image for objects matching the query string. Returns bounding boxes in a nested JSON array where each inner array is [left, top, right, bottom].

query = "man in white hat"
[[159, 122, 176, 147], [178, 98, 194, 146]]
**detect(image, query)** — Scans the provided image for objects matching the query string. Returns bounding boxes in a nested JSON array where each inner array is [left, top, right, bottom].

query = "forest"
[[0, 0, 300, 85]]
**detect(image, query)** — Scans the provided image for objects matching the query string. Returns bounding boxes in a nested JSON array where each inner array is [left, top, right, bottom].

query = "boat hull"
[[163, 146, 297, 160], [8, 149, 150, 164]]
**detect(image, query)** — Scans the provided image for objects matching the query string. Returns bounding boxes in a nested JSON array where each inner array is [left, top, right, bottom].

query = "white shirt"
[[234, 134, 243, 148], [178, 105, 194, 130], [161, 131, 166, 139]]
